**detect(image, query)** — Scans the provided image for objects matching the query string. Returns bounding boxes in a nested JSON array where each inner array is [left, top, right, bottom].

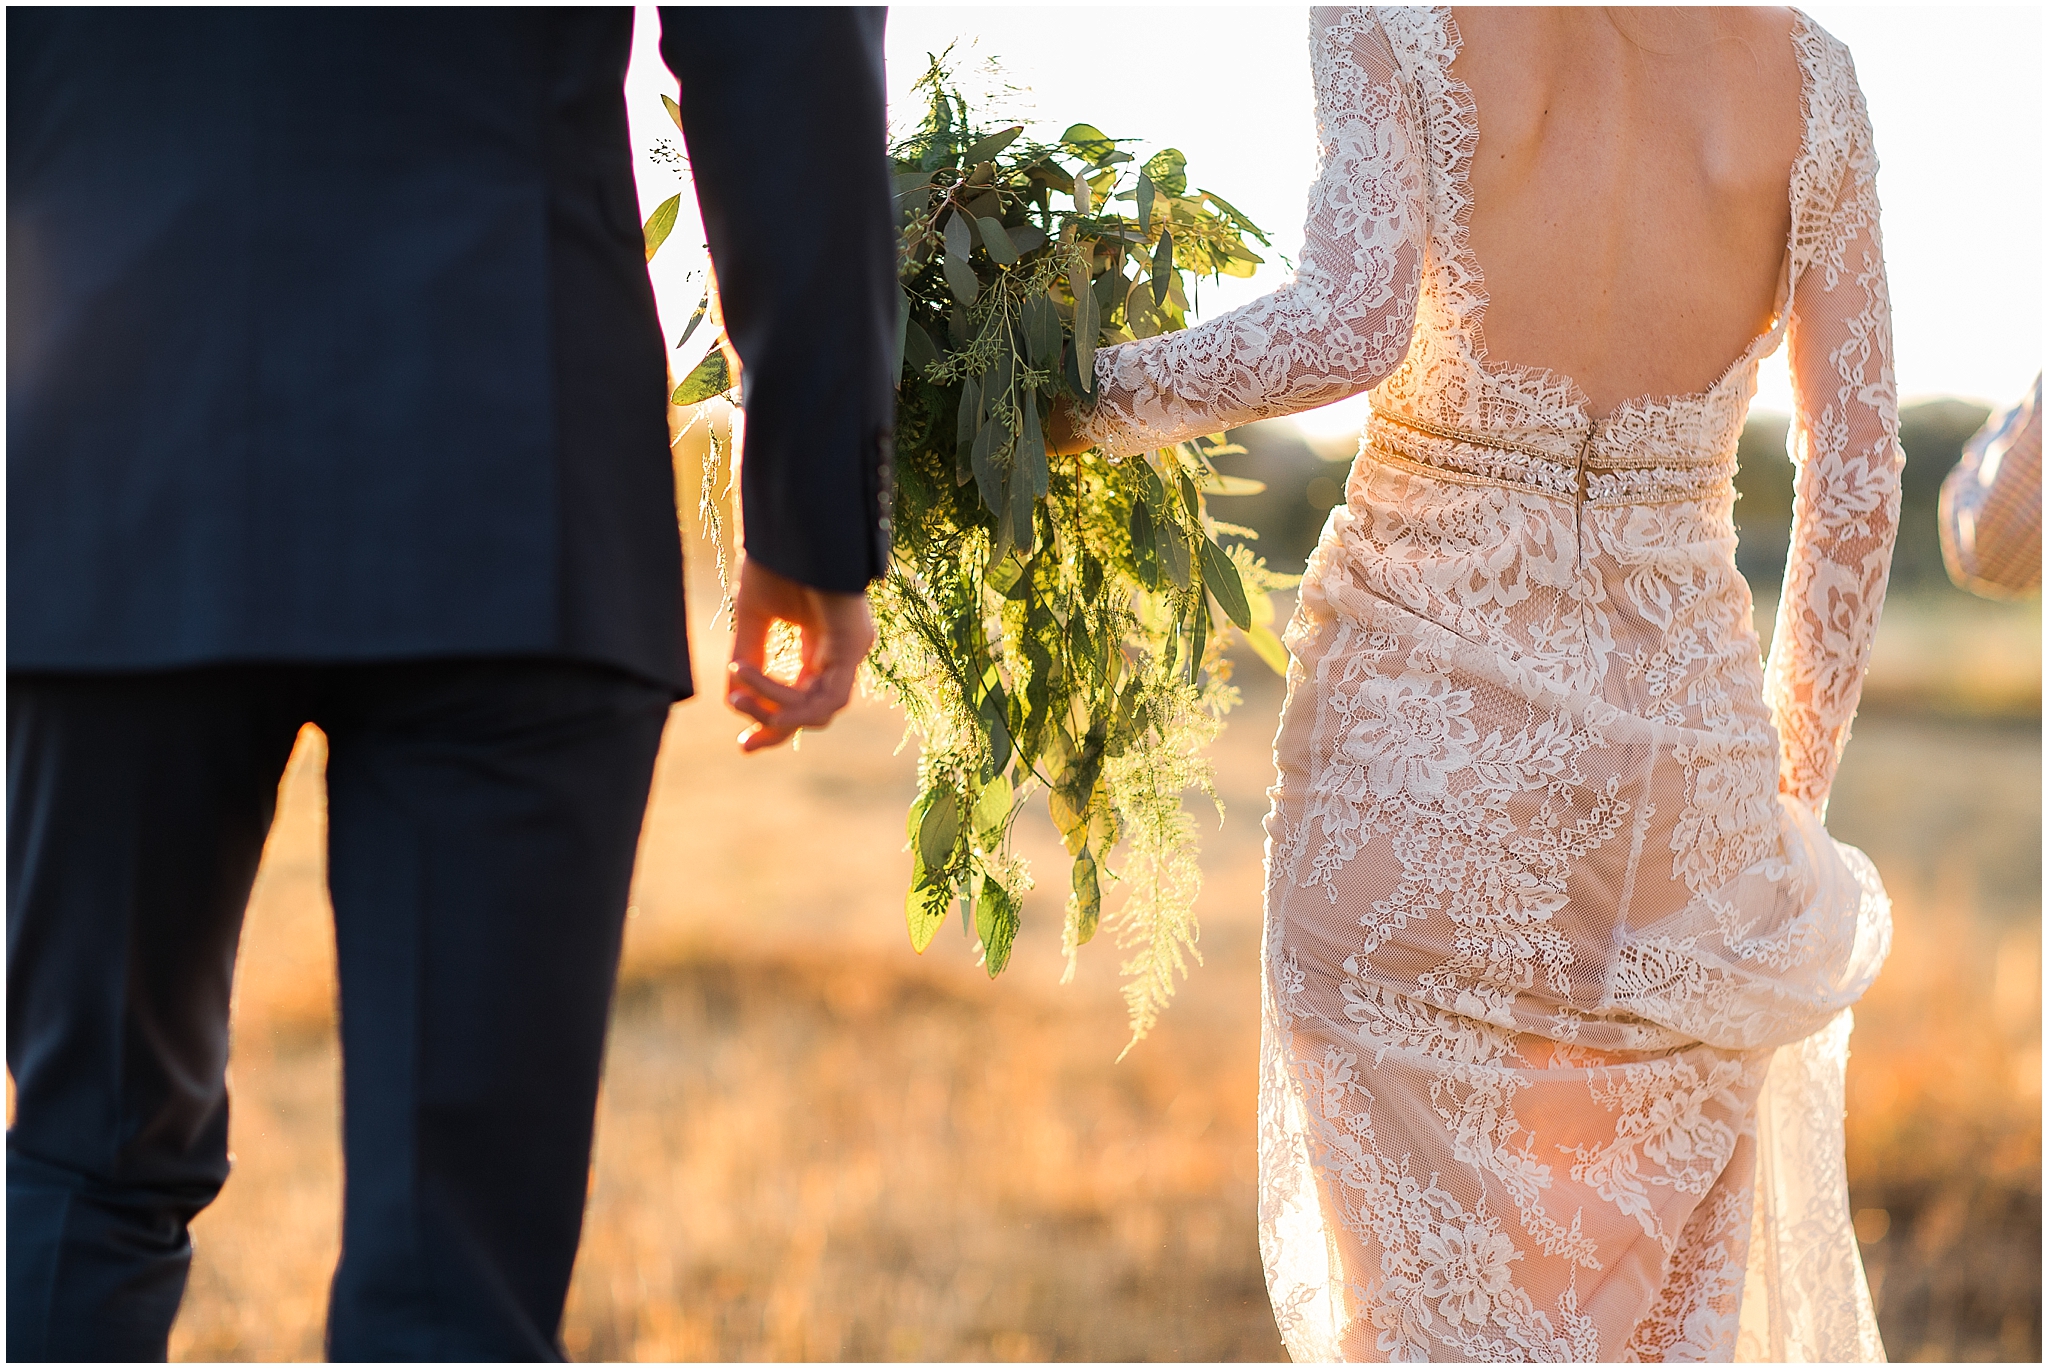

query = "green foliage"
[[872, 55, 1299, 1046], [670, 348, 728, 406], [642, 193, 681, 263], [664, 55, 1295, 1046]]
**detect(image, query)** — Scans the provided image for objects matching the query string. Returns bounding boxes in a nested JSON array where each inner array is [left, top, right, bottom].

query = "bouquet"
[[659, 59, 1294, 1045]]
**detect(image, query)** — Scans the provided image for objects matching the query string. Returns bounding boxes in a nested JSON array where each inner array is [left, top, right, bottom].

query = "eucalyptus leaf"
[[942, 254, 980, 307], [893, 168, 933, 222], [1093, 266, 1122, 308], [1071, 250, 1098, 391], [961, 125, 1023, 163], [972, 771, 1013, 845], [1029, 161, 1075, 195], [1042, 723, 1077, 790], [675, 284, 710, 351], [1142, 148, 1188, 197], [975, 878, 1020, 976], [1129, 500, 1159, 588], [1151, 228, 1174, 306], [917, 784, 962, 870], [1137, 173, 1155, 236], [1068, 735, 1105, 809], [1069, 847, 1101, 946], [991, 347, 1015, 415], [971, 413, 1006, 515], [977, 215, 1019, 267], [1158, 519, 1191, 591], [670, 346, 729, 405], [1018, 393, 1050, 499], [904, 318, 942, 378], [1199, 538, 1253, 629], [642, 193, 681, 263], [957, 372, 982, 451], [1196, 472, 1266, 496], [942, 214, 979, 304], [1124, 281, 1162, 340], [1049, 788, 1090, 856], [1007, 224, 1048, 256], [1198, 187, 1271, 245], [906, 873, 951, 953], [1008, 469, 1036, 558], [1059, 122, 1117, 164], [978, 682, 1013, 775], [1023, 292, 1061, 366], [661, 94, 684, 133], [1137, 459, 1168, 513]]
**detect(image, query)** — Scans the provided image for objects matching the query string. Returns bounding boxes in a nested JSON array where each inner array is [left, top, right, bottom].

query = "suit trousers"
[[6, 659, 673, 1360]]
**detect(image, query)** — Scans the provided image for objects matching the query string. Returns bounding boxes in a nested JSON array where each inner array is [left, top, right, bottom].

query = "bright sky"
[[628, 6, 2042, 443]]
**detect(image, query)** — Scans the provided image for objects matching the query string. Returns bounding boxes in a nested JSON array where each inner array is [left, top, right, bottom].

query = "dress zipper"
[[1573, 421, 1598, 573]]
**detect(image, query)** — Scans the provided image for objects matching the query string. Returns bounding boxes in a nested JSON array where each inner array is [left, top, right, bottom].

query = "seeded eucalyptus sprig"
[[665, 55, 1296, 1046]]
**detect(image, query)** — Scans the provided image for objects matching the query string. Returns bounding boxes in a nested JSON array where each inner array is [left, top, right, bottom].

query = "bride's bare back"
[[1453, 6, 1803, 416]]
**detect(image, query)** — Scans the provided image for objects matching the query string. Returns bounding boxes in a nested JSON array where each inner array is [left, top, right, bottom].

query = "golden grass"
[[161, 589, 2039, 1362]]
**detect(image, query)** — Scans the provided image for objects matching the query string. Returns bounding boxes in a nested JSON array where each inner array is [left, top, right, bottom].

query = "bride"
[[1059, 7, 1899, 1361]]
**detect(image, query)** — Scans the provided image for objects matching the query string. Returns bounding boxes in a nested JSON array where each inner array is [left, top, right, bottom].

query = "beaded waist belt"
[[1361, 408, 1738, 507]]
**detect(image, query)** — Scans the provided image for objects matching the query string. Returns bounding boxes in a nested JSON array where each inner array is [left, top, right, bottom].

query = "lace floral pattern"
[[1764, 19, 1904, 819], [1075, 8, 1425, 456], [1088, 7, 1900, 1362]]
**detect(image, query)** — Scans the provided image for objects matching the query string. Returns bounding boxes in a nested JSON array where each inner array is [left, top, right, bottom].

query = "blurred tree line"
[[1211, 399, 1995, 595]]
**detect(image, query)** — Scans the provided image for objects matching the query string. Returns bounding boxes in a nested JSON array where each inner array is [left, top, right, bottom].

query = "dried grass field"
[[156, 560, 2041, 1362]]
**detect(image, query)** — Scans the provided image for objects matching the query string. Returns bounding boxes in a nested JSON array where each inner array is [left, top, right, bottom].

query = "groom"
[[8, 8, 894, 1360]]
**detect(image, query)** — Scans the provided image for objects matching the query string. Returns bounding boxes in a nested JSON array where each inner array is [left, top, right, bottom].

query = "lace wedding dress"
[[1077, 8, 1900, 1361]]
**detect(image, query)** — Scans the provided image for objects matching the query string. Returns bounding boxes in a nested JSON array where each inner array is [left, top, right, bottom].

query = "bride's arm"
[[1071, 7, 1425, 458], [1763, 55, 1903, 818]]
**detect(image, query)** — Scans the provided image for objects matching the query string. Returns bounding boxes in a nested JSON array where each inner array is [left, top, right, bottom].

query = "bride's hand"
[[1046, 395, 1093, 458], [726, 556, 875, 753]]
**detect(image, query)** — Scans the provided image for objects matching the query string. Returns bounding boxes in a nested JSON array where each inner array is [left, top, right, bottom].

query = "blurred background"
[[167, 6, 2038, 1363]]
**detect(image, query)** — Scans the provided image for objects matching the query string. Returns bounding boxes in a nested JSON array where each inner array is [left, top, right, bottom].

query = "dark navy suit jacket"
[[7, 7, 897, 696]]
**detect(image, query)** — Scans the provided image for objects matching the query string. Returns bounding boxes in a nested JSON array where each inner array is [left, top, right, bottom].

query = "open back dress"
[[1076, 8, 1901, 1360]]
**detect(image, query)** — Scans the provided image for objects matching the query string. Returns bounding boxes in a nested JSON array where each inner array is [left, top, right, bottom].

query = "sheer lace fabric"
[[1084, 8, 1900, 1361], [1076, 10, 1425, 452]]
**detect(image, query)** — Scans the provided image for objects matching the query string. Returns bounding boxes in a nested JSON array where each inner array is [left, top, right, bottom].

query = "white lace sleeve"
[[1076, 6, 1424, 458], [1763, 39, 1903, 818]]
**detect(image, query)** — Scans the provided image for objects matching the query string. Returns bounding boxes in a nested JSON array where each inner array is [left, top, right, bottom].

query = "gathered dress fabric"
[[1077, 8, 1901, 1361]]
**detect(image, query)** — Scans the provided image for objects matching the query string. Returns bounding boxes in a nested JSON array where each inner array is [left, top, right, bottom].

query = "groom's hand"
[[726, 555, 875, 753]]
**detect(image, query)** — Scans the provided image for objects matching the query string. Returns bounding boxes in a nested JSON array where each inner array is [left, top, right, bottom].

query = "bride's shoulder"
[[1785, 8, 1866, 89], [1785, 8, 1874, 140], [1306, 8, 1430, 78]]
